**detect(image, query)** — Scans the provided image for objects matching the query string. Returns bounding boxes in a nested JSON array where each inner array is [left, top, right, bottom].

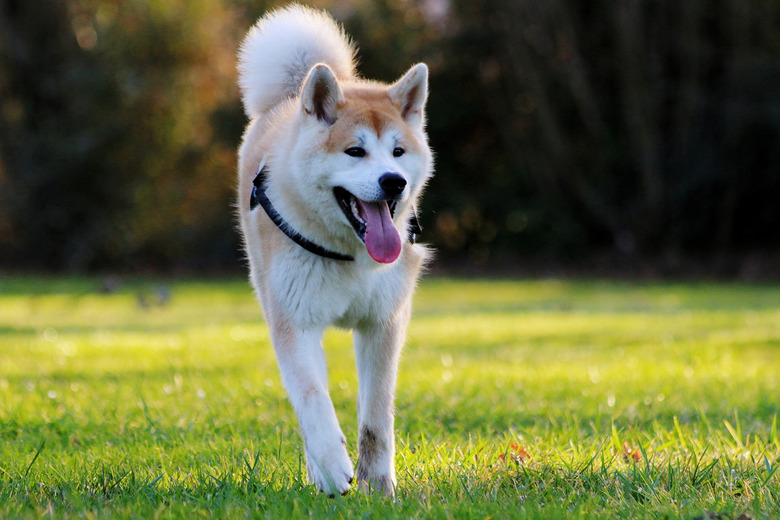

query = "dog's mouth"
[[334, 187, 402, 264]]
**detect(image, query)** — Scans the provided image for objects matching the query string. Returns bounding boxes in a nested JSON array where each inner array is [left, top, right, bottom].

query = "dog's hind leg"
[[353, 313, 408, 497], [269, 322, 354, 496]]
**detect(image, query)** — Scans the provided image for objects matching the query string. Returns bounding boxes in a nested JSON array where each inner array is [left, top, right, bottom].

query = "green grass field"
[[1, 276, 778, 519]]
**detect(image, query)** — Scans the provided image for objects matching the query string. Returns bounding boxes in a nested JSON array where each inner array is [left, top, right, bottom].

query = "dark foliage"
[[1, 0, 778, 273]]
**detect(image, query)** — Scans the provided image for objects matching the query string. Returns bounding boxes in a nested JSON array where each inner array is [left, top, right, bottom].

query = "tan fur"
[[325, 87, 425, 155]]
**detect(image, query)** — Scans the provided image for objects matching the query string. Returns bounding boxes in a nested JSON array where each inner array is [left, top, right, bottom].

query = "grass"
[[0, 275, 779, 519]]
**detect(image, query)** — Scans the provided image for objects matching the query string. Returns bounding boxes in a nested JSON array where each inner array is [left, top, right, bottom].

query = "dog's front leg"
[[269, 323, 353, 496], [353, 318, 407, 497]]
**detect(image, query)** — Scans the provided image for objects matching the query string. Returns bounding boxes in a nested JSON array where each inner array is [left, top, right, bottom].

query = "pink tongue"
[[357, 200, 402, 263]]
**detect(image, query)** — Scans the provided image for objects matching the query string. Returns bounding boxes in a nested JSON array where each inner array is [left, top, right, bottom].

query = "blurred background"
[[1, 0, 778, 277]]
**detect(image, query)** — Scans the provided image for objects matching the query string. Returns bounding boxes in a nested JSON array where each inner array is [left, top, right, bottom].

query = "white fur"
[[236, 5, 432, 497], [238, 4, 356, 119]]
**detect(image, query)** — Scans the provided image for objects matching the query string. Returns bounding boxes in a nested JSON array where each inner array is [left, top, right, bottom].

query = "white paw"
[[356, 473, 396, 497], [305, 435, 354, 496]]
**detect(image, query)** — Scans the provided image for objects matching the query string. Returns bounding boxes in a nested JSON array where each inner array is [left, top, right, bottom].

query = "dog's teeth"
[[350, 197, 365, 225]]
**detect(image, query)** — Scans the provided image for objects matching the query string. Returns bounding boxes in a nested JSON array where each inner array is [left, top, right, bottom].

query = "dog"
[[236, 4, 432, 496]]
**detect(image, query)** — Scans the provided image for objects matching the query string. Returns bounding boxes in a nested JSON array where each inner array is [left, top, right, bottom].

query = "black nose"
[[378, 172, 407, 198]]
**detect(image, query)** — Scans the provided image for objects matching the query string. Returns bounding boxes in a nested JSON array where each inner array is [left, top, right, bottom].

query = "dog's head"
[[288, 63, 432, 264]]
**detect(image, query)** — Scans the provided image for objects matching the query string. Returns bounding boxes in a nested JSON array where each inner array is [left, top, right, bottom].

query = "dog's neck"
[[249, 157, 422, 262], [250, 158, 356, 261]]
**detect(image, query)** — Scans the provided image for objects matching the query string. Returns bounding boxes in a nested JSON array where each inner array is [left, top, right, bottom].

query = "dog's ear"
[[301, 63, 344, 125], [388, 63, 428, 128]]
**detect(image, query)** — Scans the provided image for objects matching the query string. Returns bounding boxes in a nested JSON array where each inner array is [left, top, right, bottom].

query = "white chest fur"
[[264, 245, 421, 330]]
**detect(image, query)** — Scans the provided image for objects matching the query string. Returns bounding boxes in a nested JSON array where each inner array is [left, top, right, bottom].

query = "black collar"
[[249, 158, 422, 262]]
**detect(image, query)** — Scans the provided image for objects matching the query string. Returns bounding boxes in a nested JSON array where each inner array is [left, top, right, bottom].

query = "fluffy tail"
[[237, 4, 357, 119]]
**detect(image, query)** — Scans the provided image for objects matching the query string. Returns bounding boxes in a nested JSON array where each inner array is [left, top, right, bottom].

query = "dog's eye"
[[344, 147, 366, 158], [393, 147, 405, 158]]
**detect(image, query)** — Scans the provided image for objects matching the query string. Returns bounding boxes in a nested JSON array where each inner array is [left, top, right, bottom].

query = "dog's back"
[[238, 5, 357, 120]]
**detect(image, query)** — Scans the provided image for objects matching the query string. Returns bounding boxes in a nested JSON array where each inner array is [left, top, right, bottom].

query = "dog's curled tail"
[[238, 4, 357, 119]]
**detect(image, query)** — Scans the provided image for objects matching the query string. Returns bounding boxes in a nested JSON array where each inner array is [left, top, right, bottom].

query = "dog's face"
[[289, 64, 432, 264]]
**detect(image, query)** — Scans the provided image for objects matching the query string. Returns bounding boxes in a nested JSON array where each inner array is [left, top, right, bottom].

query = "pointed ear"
[[301, 64, 344, 125], [388, 63, 428, 126]]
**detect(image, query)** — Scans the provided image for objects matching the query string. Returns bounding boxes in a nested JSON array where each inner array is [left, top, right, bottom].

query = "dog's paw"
[[355, 427, 396, 497], [356, 474, 396, 497], [305, 436, 354, 496]]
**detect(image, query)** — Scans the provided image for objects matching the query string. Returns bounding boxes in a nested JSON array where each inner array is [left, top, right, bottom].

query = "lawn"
[[0, 276, 778, 519]]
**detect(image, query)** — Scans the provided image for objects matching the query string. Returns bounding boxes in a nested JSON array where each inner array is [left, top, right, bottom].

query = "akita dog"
[[236, 5, 432, 496]]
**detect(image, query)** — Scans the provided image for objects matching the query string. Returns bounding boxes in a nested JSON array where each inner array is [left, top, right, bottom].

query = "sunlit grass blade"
[[21, 441, 46, 481]]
